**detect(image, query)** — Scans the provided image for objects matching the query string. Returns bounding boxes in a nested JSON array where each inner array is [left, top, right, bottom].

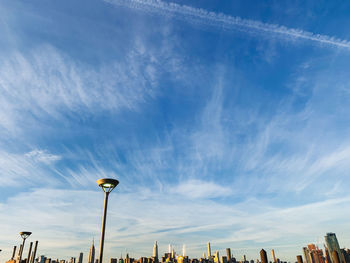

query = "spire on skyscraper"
[[207, 242, 212, 259], [88, 239, 95, 263], [153, 241, 159, 261]]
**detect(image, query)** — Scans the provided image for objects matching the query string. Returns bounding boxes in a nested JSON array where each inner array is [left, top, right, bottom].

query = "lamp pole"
[[19, 232, 32, 263], [96, 178, 119, 263]]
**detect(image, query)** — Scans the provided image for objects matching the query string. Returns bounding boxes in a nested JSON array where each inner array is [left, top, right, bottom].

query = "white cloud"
[[26, 150, 61, 164], [0, 44, 161, 134], [169, 180, 231, 199], [0, 150, 62, 187]]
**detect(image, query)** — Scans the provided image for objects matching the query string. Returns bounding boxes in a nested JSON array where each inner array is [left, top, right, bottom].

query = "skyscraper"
[[325, 233, 343, 263], [260, 249, 268, 263], [271, 250, 276, 263], [303, 247, 311, 263], [214, 251, 220, 263], [226, 249, 231, 262], [88, 240, 95, 263], [78, 253, 83, 263], [153, 241, 158, 262], [208, 243, 212, 259], [297, 255, 303, 263], [332, 251, 340, 263]]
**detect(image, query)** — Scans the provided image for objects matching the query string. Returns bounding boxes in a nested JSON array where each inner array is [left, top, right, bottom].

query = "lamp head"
[[19, 232, 32, 239], [97, 178, 119, 193]]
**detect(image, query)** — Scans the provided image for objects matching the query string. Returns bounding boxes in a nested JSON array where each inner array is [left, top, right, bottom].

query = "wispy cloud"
[[0, 44, 161, 134], [26, 149, 62, 164], [169, 179, 231, 199], [104, 0, 350, 49], [0, 150, 62, 187]]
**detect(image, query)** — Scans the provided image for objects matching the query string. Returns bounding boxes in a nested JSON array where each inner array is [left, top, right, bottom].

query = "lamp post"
[[19, 232, 32, 263], [96, 178, 119, 263]]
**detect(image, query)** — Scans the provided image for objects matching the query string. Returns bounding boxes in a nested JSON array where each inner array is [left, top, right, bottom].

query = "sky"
[[1, 0, 350, 262]]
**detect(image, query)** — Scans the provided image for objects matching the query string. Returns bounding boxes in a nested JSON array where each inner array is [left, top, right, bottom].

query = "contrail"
[[104, 0, 350, 49]]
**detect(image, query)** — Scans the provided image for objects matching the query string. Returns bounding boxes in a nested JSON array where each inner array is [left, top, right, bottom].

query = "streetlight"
[[96, 178, 119, 263], [19, 232, 31, 262]]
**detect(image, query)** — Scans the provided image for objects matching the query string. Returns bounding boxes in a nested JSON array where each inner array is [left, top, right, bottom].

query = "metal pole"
[[27, 242, 33, 263], [31, 241, 38, 263], [18, 245, 23, 261], [19, 238, 26, 262], [11, 246, 17, 260], [99, 191, 110, 263]]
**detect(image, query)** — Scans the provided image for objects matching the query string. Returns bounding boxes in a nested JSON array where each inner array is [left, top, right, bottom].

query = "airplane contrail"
[[104, 0, 350, 50]]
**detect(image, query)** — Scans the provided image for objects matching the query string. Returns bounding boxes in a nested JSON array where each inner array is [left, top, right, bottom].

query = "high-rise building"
[[214, 252, 220, 263], [39, 256, 47, 263], [260, 249, 268, 263], [325, 247, 332, 263], [110, 258, 117, 263], [308, 244, 325, 263], [226, 249, 231, 262], [271, 250, 276, 263], [303, 247, 312, 263], [297, 255, 303, 263], [88, 240, 95, 263], [208, 243, 212, 259], [332, 252, 340, 263], [325, 233, 343, 263], [153, 241, 158, 262], [78, 253, 83, 263]]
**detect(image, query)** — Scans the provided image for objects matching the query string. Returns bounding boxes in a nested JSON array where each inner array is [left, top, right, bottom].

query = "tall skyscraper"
[[183, 245, 186, 257], [332, 251, 340, 263], [297, 255, 303, 263], [271, 250, 276, 263], [208, 243, 212, 259], [214, 251, 220, 263], [226, 249, 231, 262], [325, 233, 343, 263], [303, 247, 311, 263], [88, 240, 95, 263], [260, 249, 268, 263], [153, 241, 158, 261], [78, 253, 83, 263]]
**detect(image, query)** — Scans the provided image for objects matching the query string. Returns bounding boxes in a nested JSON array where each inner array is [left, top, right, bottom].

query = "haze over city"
[[1, 0, 350, 263]]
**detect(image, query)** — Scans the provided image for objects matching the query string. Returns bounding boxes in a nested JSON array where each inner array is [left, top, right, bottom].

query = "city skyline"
[[2, 232, 350, 263], [1, 0, 350, 262]]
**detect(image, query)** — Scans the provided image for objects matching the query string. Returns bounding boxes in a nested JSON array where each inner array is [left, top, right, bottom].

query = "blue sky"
[[1, 0, 350, 262]]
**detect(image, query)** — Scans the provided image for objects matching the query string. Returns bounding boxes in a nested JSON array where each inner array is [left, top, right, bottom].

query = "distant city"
[[4, 233, 349, 263]]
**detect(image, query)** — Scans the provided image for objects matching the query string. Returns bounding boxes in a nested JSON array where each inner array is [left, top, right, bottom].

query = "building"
[[304, 247, 312, 263], [260, 249, 268, 263], [271, 251, 276, 263], [78, 253, 83, 263], [153, 241, 159, 262], [325, 233, 343, 263], [226, 249, 231, 263], [88, 240, 95, 263], [110, 259, 118, 263], [207, 243, 212, 259], [214, 252, 220, 263], [307, 244, 325, 263]]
